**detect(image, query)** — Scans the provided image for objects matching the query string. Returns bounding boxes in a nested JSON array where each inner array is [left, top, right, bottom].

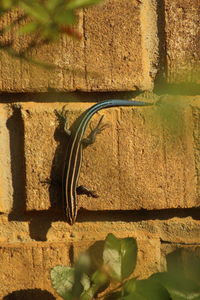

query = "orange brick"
[[0, 105, 13, 213], [0, 0, 157, 92], [0, 242, 71, 299], [165, 0, 200, 84], [20, 99, 200, 214]]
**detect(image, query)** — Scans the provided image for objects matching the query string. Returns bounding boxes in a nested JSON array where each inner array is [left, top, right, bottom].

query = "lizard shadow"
[[28, 118, 70, 241], [7, 105, 69, 241]]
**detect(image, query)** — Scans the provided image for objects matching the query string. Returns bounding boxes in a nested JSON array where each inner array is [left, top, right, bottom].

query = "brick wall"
[[0, 0, 200, 299]]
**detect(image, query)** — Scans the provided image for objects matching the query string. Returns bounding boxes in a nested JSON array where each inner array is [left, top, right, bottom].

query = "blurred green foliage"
[[0, 0, 102, 67], [50, 234, 200, 300]]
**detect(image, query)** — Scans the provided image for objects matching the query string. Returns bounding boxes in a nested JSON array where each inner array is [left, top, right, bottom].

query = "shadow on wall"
[[6, 104, 65, 242], [3, 289, 56, 300]]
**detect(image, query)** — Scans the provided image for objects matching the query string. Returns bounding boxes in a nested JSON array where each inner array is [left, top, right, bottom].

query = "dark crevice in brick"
[[161, 239, 200, 246], [76, 207, 200, 223], [4, 207, 200, 241], [7, 210, 63, 222], [0, 91, 141, 103], [69, 244, 74, 265], [6, 104, 26, 216], [154, 1, 200, 95], [7, 207, 200, 224], [154, 0, 168, 92]]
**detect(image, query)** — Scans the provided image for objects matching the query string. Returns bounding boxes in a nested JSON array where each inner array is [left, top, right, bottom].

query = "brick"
[[116, 99, 196, 210], [144, 217, 200, 244], [135, 239, 161, 278], [0, 242, 71, 299], [0, 0, 157, 92], [80, 98, 197, 211], [191, 101, 200, 200], [22, 103, 60, 211], [165, 0, 200, 84], [21, 99, 200, 214], [48, 217, 200, 245], [0, 105, 13, 213]]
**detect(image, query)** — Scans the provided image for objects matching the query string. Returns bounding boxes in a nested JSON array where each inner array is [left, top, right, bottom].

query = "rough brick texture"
[[0, 0, 157, 92], [0, 242, 70, 299], [14, 99, 198, 213], [0, 217, 199, 298], [0, 0, 199, 298], [165, 0, 200, 84]]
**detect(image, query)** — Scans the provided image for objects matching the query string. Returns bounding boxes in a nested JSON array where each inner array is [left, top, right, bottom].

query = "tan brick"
[[135, 239, 161, 278], [0, 242, 71, 299], [141, 217, 200, 244], [0, 0, 157, 92], [22, 103, 61, 211], [47, 217, 200, 245], [21, 99, 200, 214], [0, 105, 13, 213], [116, 99, 196, 210], [191, 101, 200, 200], [165, 0, 200, 84], [80, 98, 197, 211]]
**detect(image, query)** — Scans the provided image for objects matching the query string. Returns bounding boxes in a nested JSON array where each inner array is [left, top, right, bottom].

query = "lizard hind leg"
[[82, 115, 110, 147], [76, 185, 99, 198]]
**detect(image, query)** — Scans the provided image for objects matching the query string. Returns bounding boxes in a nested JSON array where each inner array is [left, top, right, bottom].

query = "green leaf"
[[50, 265, 90, 300], [151, 272, 200, 300], [41, 26, 59, 40], [18, 22, 38, 35], [123, 278, 137, 295], [50, 266, 74, 300], [80, 270, 109, 300], [123, 279, 171, 300], [2, 0, 14, 9], [80, 289, 94, 300], [66, 0, 102, 10], [54, 10, 77, 25], [19, 2, 51, 23], [103, 234, 137, 282], [72, 253, 91, 298], [46, 0, 63, 11], [104, 291, 122, 300]]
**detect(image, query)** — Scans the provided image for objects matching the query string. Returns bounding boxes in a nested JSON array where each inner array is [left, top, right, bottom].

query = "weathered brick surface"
[[165, 0, 200, 84], [0, 0, 157, 92], [0, 0, 199, 297], [0, 242, 71, 299], [0, 106, 13, 213], [19, 98, 198, 213], [192, 101, 200, 200], [0, 216, 199, 298]]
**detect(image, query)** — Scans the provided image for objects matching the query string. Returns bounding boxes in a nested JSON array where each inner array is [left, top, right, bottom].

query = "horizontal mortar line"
[[160, 239, 200, 246], [0, 91, 141, 103], [6, 207, 200, 222], [77, 207, 200, 222]]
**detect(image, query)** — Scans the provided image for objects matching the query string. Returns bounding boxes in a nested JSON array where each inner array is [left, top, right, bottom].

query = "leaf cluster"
[[0, 0, 102, 66], [50, 234, 200, 300]]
